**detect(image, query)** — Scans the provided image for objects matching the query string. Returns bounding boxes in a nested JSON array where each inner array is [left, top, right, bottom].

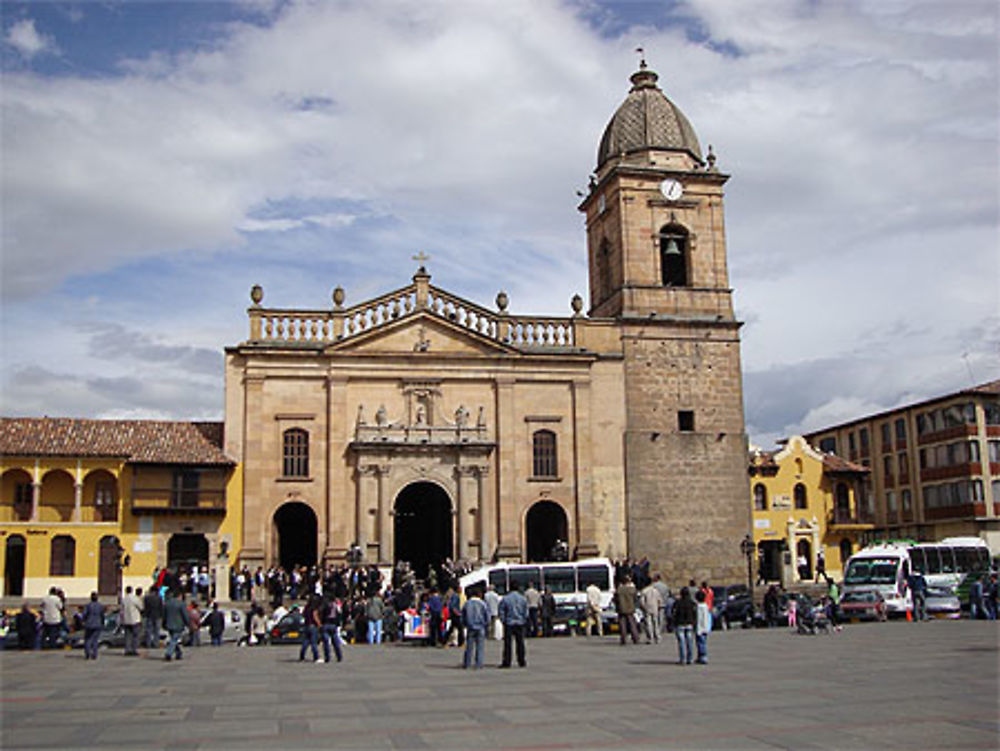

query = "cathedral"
[[225, 60, 752, 582]]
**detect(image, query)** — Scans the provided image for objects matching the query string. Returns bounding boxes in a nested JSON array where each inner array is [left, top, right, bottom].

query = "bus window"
[[923, 547, 941, 575], [542, 566, 575, 594], [845, 557, 900, 585], [973, 547, 990, 572], [577, 564, 611, 591], [939, 548, 956, 574], [489, 570, 508, 595], [954, 548, 975, 574], [509, 567, 541, 593], [909, 547, 927, 574]]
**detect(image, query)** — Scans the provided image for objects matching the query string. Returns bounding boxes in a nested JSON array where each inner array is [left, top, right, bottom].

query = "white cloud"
[[4, 19, 56, 59], [0, 0, 997, 444]]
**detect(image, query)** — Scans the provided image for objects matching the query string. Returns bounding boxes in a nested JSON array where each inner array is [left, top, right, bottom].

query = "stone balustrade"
[[353, 423, 491, 445], [247, 277, 577, 349]]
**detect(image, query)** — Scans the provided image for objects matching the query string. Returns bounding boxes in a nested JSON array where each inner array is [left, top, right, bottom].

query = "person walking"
[[40, 587, 63, 650], [82, 592, 104, 661], [427, 589, 444, 647], [524, 582, 541, 638], [498, 583, 528, 668], [162, 590, 190, 662], [672, 586, 696, 665], [461, 588, 490, 669], [640, 579, 664, 644], [694, 589, 711, 664], [120, 586, 143, 656], [584, 581, 603, 637], [299, 594, 322, 662], [320, 595, 344, 663], [615, 575, 640, 645], [142, 587, 163, 648]]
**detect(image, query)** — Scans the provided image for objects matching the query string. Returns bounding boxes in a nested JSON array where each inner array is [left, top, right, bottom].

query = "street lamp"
[[740, 534, 755, 604]]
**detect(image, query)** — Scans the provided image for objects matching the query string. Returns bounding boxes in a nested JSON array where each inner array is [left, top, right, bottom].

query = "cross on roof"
[[412, 251, 430, 265]]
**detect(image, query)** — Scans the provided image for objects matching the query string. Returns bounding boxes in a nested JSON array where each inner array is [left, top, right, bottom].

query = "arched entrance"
[[167, 533, 209, 569], [758, 540, 783, 583], [796, 539, 812, 581], [274, 502, 318, 571], [525, 500, 568, 562], [4, 535, 26, 597], [394, 482, 452, 580]]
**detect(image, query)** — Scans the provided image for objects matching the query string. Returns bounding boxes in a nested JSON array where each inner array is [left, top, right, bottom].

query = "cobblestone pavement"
[[1, 620, 997, 750]]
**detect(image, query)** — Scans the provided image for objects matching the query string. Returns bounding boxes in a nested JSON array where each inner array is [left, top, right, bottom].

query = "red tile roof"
[[0, 418, 233, 465], [822, 454, 870, 474]]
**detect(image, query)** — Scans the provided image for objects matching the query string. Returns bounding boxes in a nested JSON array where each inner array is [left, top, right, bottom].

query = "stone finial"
[[707, 144, 718, 172], [250, 284, 263, 306], [496, 291, 509, 313], [570, 294, 584, 316], [332, 286, 345, 309]]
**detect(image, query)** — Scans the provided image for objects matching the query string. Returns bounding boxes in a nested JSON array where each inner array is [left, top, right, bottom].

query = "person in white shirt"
[[584, 582, 603, 637], [120, 586, 144, 656], [695, 589, 711, 665], [484, 585, 501, 641], [40, 587, 64, 649]]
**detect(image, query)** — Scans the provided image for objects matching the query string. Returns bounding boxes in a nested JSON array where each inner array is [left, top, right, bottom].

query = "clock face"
[[660, 179, 683, 201]]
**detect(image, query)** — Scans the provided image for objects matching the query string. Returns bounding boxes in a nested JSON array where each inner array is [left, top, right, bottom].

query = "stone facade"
[[225, 63, 751, 581]]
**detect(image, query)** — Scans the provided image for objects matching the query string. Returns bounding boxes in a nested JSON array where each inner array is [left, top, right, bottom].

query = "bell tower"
[[580, 61, 750, 582]]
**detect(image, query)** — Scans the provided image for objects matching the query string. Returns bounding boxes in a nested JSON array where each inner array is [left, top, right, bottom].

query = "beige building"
[[804, 379, 1000, 551], [224, 62, 752, 581]]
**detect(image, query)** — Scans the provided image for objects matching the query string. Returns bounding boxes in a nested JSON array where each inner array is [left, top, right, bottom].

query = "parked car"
[[68, 612, 126, 650], [183, 607, 247, 645], [924, 586, 961, 619], [269, 610, 305, 644], [839, 590, 888, 622], [551, 602, 586, 636], [710, 584, 753, 629]]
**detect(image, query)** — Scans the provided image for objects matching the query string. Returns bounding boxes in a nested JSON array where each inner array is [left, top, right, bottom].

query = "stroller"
[[795, 596, 831, 635]]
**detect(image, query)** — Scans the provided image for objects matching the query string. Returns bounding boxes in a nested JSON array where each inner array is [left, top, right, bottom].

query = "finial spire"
[[635, 46, 646, 69], [412, 250, 431, 273]]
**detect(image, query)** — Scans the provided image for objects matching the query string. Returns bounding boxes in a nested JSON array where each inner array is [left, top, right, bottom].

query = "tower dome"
[[597, 64, 702, 169]]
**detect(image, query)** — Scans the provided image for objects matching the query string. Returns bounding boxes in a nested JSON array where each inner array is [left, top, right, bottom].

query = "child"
[[695, 589, 711, 665], [787, 597, 797, 629]]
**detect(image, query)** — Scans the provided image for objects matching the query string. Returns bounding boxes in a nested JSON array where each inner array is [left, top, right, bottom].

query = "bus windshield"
[[845, 557, 899, 585]]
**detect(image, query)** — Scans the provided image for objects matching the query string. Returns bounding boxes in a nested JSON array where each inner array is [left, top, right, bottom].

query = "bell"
[[663, 238, 681, 256]]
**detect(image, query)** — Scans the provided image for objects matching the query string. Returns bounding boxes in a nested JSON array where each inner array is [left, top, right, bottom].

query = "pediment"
[[327, 312, 518, 356]]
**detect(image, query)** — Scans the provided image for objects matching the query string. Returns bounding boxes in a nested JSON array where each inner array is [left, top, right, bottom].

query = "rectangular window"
[[881, 422, 891, 451], [172, 470, 199, 508], [883, 456, 893, 481], [887, 491, 897, 512], [919, 449, 928, 470], [532, 430, 558, 477], [901, 489, 912, 511], [917, 414, 927, 436], [963, 403, 977, 424], [924, 547, 942, 575], [848, 432, 856, 453], [488, 570, 508, 595], [508, 567, 541, 593], [282, 429, 310, 478], [985, 402, 1000, 425], [894, 418, 906, 443], [993, 479, 1000, 502], [898, 452, 909, 481], [859, 428, 870, 453], [577, 565, 610, 591], [541, 567, 575, 594], [989, 441, 1000, 463], [678, 410, 695, 432], [49, 536, 75, 577], [968, 441, 980, 463], [909, 547, 926, 574], [818, 436, 837, 454]]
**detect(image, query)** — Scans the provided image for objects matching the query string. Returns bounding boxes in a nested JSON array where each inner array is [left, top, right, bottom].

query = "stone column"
[[355, 465, 378, 560], [784, 517, 796, 586], [377, 464, 391, 565], [241, 375, 267, 567], [476, 465, 491, 562], [811, 524, 821, 580], [455, 465, 480, 562], [73, 461, 83, 522], [494, 378, 519, 560], [326, 376, 348, 561], [571, 378, 599, 557]]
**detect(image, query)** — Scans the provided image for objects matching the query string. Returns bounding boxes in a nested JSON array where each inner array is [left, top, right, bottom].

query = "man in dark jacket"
[[142, 587, 163, 648], [162, 590, 190, 662], [205, 602, 225, 646], [15, 604, 37, 650], [672, 587, 697, 665], [615, 576, 640, 645], [82, 592, 105, 660], [498, 583, 529, 668]]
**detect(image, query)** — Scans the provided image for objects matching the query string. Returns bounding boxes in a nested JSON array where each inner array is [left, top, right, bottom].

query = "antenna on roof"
[[635, 46, 647, 69]]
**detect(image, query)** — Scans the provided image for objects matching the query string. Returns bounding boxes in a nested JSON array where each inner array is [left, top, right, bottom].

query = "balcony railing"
[[131, 488, 226, 514], [829, 508, 873, 527]]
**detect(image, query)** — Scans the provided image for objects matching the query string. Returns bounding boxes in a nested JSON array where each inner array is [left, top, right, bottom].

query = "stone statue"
[[454, 405, 469, 428], [356, 404, 366, 426], [414, 404, 426, 426], [477, 406, 486, 428], [375, 405, 388, 427]]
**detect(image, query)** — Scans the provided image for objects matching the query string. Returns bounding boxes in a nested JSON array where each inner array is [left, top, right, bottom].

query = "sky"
[[1, 0, 997, 450]]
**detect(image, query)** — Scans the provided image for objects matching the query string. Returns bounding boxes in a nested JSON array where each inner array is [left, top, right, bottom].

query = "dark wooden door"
[[4, 535, 26, 597], [98, 536, 119, 595]]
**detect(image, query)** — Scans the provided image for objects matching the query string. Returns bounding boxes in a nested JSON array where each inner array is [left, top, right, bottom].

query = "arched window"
[[597, 238, 613, 302], [794, 483, 807, 509], [283, 428, 309, 478], [532, 430, 558, 478], [50, 535, 75, 576], [659, 224, 689, 287], [753, 484, 767, 510]]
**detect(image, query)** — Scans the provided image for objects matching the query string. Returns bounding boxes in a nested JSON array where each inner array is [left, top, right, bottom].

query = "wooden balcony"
[[130, 488, 226, 515], [828, 509, 874, 530]]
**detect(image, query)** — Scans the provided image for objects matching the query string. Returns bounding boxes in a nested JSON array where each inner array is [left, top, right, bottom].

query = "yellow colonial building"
[[749, 435, 871, 585], [0, 419, 242, 599]]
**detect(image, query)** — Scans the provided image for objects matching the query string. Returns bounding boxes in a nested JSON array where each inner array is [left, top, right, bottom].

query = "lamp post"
[[740, 534, 755, 605]]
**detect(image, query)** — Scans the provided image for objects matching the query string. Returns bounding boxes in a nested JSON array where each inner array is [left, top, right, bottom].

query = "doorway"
[[4, 535, 26, 597], [98, 536, 120, 595], [525, 500, 568, 562], [168, 533, 209, 570], [796, 539, 813, 581], [757, 540, 783, 583], [274, 502, 318, 571], [394, 482, 452, 580]]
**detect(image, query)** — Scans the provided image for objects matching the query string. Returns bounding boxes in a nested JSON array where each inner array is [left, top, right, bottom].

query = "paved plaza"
[[1, 620, 997, 750]]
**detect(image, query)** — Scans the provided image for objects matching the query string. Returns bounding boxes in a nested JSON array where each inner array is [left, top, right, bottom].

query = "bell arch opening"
[[394, 482, 452, 581], [274, 502, 318, 571], [525, 500, 569, 562]]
